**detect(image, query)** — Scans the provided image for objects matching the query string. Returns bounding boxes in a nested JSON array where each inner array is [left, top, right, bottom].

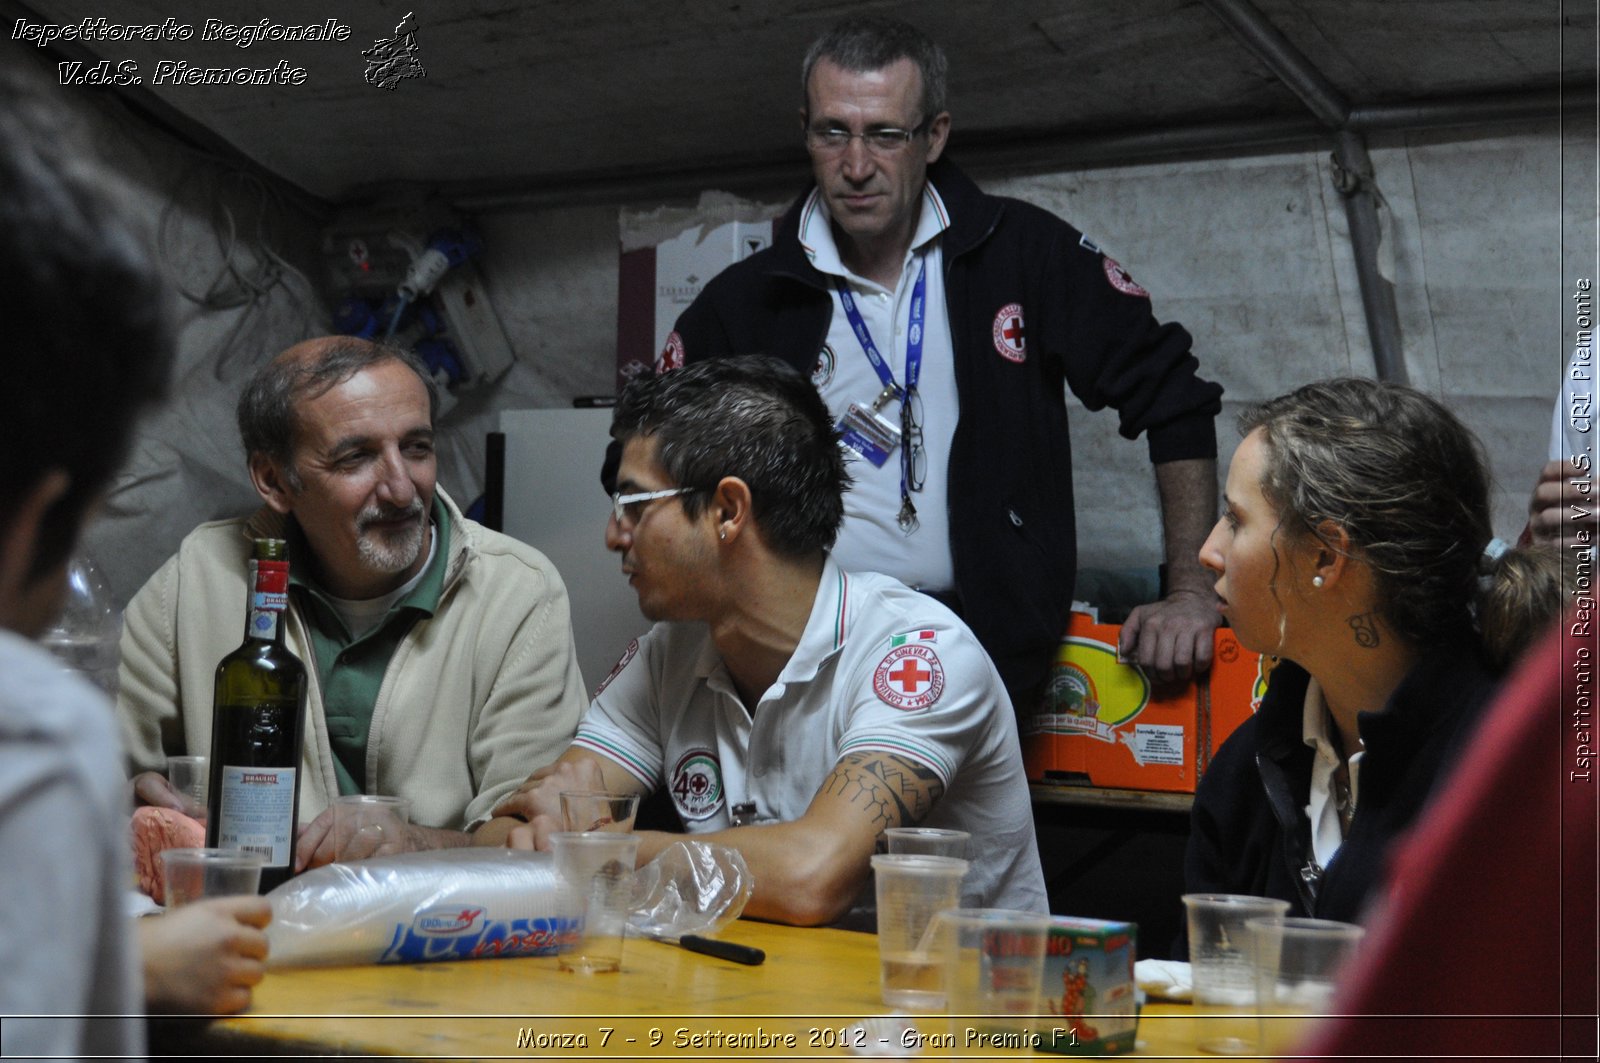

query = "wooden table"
[[175, 921, 1214, 1059]]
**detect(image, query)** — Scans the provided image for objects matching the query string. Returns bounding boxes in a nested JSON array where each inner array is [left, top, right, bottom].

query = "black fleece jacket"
[[1181, 645, 1500, 955], [649, 157, 1222, 700]]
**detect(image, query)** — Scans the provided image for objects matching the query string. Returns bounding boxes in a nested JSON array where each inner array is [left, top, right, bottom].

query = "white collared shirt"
[[798, 185, 959, 593], [571, 556, 1047, 915], [1301, 679, 1365, 869]]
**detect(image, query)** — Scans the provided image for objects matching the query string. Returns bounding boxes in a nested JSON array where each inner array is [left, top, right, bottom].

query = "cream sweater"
[[116, 488, 587, 829]]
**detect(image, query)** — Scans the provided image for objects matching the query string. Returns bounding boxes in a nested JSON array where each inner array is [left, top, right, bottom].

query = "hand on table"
[[1118, 588, 1220, 687], [1528, 459, 1597, 552], [294, 807, 448, 872], [140, 895, 271, 1015], [130, 770, 188, 811], [489, 757, 608, 852]]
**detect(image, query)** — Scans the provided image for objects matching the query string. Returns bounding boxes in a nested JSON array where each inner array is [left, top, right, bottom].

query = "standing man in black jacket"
[[651, 16, 1225, 712]]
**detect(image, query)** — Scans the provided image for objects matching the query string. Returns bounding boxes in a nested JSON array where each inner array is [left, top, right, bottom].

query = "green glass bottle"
[[205, 538, 307, 892]]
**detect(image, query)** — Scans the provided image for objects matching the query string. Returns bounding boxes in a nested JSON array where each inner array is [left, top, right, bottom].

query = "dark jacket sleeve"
[[1176, 713, 1307, 956], [665, 281, 738, 367], [1042, 213, 1222, 464], [602, 279, 743, 492], [1184, 716, 1269, 896]]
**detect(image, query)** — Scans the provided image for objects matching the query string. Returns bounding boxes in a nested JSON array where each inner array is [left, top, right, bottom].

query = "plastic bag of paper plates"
[[264, 842, 752, 967]]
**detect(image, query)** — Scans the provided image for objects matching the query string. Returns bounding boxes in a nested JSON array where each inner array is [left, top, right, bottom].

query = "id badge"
[[838, 402, 901, 468]]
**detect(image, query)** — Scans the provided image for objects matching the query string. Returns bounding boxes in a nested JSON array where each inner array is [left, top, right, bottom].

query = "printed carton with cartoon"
[[1023, 614, 1269, 792]]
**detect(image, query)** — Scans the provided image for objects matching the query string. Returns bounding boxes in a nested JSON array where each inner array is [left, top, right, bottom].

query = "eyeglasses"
[[805, 119, 927, 156], [610, 486, 697, 527]]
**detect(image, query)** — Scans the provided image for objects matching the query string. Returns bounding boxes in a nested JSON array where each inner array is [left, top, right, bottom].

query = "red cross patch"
[[872, 644, 946, 711], [1102, 257, 1149, 298], [669, 749, 723, 821], [991, 303, 1026, 363], [812, 344, 836, 389], [656, 330, 685, 374]]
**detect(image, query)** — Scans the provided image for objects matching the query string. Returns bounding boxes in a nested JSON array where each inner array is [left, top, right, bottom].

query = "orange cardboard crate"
[[1023, 614, 1266, 793], [1206, 628, 1279, 773]]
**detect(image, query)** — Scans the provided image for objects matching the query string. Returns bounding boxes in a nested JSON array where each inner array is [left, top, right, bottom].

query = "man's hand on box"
[[1118, 588, 1220, 687]]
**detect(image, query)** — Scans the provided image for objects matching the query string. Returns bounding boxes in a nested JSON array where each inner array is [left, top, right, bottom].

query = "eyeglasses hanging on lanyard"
[[832, 260, 927, 532]]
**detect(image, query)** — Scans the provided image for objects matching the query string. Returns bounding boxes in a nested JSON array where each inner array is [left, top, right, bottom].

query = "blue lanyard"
[[833, 259, 927, 529], [833, 260, 926, 402]]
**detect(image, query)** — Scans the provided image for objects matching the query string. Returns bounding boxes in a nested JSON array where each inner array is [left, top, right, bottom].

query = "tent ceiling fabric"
[[15, 0, 1592, 203]]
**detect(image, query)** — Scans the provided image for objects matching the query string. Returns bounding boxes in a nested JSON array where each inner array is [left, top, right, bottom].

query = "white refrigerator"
[[496, 408, 652, 695]]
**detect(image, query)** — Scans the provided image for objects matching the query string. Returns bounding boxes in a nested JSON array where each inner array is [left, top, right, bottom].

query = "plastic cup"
[[1250, 916, 1366, 1055], [560, 791, 641, 833], [166, 755, 208, 819], [330, 795, 412, 862], [551, 831, 642, 973], [885, 827, 970, 858], [1182, 893, 1293, 1053], [871, 853, 968, 1009], [160, 847, 264, 906], [938, 907, 1052, 1042]]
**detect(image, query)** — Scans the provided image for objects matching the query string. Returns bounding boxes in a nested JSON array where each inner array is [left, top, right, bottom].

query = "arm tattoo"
[[1347, 611, 1380, 648], [821, 751, 946, 832]]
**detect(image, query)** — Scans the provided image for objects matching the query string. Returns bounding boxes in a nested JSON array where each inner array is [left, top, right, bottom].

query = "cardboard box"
[[1023, 614, 1263, 792], [615, 199, 781, 389], [1205, 628, 1278, 774], [1037, 916, 1138, 1055]]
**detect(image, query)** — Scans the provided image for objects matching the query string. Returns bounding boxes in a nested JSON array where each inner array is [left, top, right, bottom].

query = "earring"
[[1312, 575, 1325, 588], [719, 529, 727, 541]]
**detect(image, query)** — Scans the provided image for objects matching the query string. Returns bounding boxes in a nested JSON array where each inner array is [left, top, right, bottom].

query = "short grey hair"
[[801, 17, 948, 123], [236, 338, 437, 487]]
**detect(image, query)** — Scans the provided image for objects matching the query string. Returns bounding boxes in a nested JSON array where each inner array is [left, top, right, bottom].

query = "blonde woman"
[[1184, 378, 1563, 924]]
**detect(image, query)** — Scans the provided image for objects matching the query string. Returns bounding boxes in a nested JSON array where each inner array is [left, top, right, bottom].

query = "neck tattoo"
[[1347, 611, 1380, 648]]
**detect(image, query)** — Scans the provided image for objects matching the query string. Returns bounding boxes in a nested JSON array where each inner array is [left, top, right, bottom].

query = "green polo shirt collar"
[[287, 496, 452, 793]]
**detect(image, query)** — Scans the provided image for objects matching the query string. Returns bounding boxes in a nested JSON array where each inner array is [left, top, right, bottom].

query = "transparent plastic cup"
[[871, 853, 968, 1009], [160, 847, 264, 906], [1250, 916, 1365, 1055], [560, 791, 641, 833], [330, 795, 412, 862], [551, 831, 642, 973], [937, 907, 1052, 1042], [1182, 893, 1293, 1054], [166, 755, 208, 820], [884, 827, 970, 858]]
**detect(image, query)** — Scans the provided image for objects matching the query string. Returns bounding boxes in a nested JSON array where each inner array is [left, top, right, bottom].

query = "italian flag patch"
[[889, 629, 937, 648]]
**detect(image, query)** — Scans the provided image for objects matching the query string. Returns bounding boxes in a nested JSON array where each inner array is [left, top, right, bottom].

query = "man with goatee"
[[119, 337, 586, 867]]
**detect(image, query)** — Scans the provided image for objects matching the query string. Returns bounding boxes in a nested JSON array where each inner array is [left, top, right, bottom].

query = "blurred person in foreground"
[[117, 336, 588, 869], [1184, 378, 1564, 931], [1299, 616, 1591, 1060], [489, 356, 1046, 925], [0, 58, 268, 1051]]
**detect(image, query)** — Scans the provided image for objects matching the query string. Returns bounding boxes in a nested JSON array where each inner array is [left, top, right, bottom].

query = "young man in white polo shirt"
[[490, 356, 1046, 926]]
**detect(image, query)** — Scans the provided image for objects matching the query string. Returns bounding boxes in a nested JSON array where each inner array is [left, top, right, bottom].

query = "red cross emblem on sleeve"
[[873, 644, 946, 710], [657, 330, 686, 374], [992, 302, 1026, 363], [1102, 257, 1150, 298]]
